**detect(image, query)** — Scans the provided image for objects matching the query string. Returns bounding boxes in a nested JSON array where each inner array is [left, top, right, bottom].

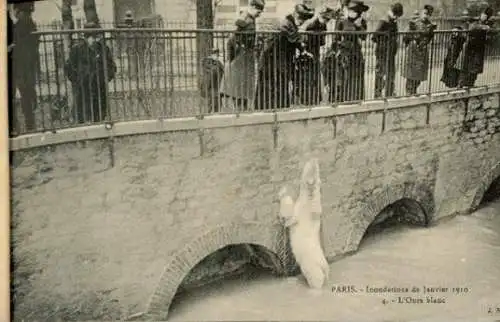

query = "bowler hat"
[[347, 1, 370, 14], [295, 4, 315, 20], [391, 3, 403, 17], [250, 0, 265, 10]]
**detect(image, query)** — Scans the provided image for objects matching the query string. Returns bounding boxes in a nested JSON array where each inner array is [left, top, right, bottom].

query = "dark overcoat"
[[254, 14, 303, 110], [220, 12, 258, 101], [294, 17, 327, 105], [455, 20, 495, 75], [401, 17, 436, 81], [334, 17, 367, 102], [372, 17, 399, 62], [65, 39, 117, 122], [12, 14, 39, 84], [441, 31, 466, 87]]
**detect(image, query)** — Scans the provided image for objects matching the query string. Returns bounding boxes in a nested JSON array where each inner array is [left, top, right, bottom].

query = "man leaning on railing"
[[401, 4, 437, 96], [455, 6, 496, 88], [64, 23, 117, 124], [294, 5, 335, 106], [332, 0, 369, 103], [254, 4, 314, 111]]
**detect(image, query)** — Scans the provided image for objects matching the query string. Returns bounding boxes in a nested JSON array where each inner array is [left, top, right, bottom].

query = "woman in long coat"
[[333, 1, 369, 103], [455, 7, 495, 88], [219, 0, 264, 111], [401, 5, 437, 95]]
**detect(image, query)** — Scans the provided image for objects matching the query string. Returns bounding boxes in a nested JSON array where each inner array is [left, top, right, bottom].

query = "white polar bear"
[[278, 158, 329, 289]]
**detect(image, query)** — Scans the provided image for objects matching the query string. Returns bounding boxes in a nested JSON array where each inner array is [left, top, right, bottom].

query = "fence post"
[[168, 32, 175, 117]]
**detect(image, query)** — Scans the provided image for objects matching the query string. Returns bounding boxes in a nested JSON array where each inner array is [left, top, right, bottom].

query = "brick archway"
[[144, 222, 284, 320], [469, 162, 500, 212], [353, 182, 435, 247]]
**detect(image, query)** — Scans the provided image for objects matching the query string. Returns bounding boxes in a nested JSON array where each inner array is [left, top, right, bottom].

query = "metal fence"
[[37, 17, 491, 32], [9, 27, 500, 136]]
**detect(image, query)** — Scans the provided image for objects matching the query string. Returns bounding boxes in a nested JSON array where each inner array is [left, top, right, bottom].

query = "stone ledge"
[[10, 86, 500, 151]]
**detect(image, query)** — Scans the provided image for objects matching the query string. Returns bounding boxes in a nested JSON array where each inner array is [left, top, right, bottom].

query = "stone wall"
[[10, 87, 500, 320]]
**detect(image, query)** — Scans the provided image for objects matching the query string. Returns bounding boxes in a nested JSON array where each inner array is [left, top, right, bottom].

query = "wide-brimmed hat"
[[250, 0, 265, 10], [347, 1, 370, 14], [295, 3, 315, 20]]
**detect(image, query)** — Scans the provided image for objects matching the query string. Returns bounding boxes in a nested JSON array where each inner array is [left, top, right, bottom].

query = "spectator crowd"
[[7, 0, 499, 135]]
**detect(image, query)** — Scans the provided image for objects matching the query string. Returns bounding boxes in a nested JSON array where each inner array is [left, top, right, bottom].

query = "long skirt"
[[219, 49, 256, 102]]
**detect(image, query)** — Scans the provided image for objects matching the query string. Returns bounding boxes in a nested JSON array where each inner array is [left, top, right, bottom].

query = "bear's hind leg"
[[299, 259, 326, 289]]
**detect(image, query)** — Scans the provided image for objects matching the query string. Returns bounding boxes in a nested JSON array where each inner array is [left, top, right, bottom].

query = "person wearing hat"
[[294, 6, 336, 106], [254, 3, 313, 110], [372, 3, 404, 98], [454, 6, 496, 88], [329, 0, 369, 103], [401, 4, 437, 95], [64, 22, 117, 124], [440, 25, 466, 88], [11, 1, 38, 133], [219, 0, 265, 111]]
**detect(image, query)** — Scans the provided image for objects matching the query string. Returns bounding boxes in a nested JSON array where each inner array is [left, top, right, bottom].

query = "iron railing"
[[9, 27, 500, 136]]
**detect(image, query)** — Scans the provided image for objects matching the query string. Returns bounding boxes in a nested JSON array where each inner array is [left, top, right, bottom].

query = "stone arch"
[[144, 222, 284, 320], [354, 182, 435, 248], [469, 161, 500, 212]]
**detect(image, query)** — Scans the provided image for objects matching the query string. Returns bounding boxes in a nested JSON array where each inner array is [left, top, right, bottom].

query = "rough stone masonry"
[[9, 88, 500, 320]]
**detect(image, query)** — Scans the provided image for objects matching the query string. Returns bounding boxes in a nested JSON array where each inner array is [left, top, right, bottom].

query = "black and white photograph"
[[6, 0, 500, 320]]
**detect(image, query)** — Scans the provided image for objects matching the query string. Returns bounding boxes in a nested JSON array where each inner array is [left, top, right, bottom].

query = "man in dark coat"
[[294, 6, 336, 106], [455, 6, 496, 88], [372, 3, 403, 98], [220, 0, 264, 111], [332, 0, 369, 103], [65, 23, 117, 124], [401, 4, 437, 95], [11, 2, 39, 133], [440, 25, 466, 88], [254, 4, 314, 110], [8, 12, 15, 136]]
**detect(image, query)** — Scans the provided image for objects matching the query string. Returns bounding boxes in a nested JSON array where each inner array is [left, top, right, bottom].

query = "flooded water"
[[169, 199, 500, 321]]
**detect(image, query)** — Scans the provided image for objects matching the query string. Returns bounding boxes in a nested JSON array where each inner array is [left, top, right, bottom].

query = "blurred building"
[[29, 0, 478, 29]]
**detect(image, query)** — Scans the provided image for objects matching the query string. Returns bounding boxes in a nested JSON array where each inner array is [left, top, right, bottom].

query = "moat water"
[[169, 198, 500, 321]]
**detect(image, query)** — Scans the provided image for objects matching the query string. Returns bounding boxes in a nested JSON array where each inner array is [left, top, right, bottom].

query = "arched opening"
[[168, 243, 281, 317], [479, 176, 500, 206], [359, 198, 428, 249]]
